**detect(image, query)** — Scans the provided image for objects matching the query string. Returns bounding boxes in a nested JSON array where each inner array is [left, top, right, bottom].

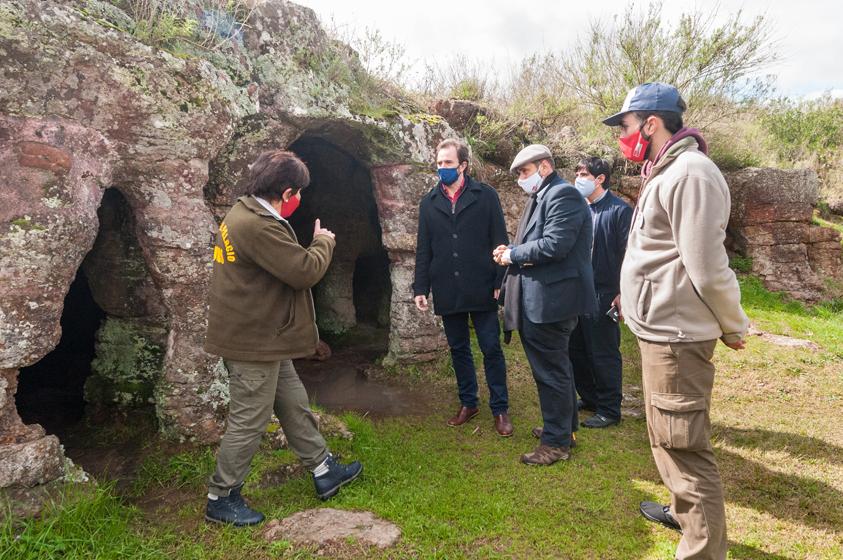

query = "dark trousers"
[[441, 310, 509, 415], [569, 291, 623, 420], [519, 316, 579, 447]]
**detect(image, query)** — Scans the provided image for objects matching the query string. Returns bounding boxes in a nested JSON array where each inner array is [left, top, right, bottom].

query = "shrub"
[[111, 0, 256, 51], [556, 1, 778, 125]]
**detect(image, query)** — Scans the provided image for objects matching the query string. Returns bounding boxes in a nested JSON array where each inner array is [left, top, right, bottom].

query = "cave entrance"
[[16, 188, 168, 479], [16, 270, 105, 438], [287, 134, 392, 358]]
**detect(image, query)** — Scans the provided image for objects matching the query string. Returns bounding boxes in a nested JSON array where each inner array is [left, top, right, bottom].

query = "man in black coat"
[[413, 139, 513, 436], [569, 157, 633, 428], [495, 144, 597, 465]]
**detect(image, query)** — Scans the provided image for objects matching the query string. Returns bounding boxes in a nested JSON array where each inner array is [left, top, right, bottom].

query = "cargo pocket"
[[650, 393, 710, 451]]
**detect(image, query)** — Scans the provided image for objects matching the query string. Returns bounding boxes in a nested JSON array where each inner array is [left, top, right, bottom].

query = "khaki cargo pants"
[[208, 359, 328, 497], [638, 339, 727, 560]]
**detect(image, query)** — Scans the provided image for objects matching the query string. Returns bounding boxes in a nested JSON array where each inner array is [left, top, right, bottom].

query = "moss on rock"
[[85, 318, 166, 408]]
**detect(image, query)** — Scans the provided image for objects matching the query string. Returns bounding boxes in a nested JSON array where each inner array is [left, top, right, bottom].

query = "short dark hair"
[[244, 150, 310, 201], [436, 138, 470, 166], [632, 109, 685, 135], [575, 157, 612, 189]]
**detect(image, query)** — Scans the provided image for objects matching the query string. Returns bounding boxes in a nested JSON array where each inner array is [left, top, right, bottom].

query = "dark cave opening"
[[287, 134, 392, 354], [16, 270, 105, 437]]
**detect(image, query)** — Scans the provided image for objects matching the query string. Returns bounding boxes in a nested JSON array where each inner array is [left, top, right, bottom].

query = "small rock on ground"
[[266, 411, 353, 450], [748, 326, 820, 350], [262, 508, 401, 549]]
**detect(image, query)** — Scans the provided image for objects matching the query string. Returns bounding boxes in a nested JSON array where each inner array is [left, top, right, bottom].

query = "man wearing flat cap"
[[494, 145, 597, 465], [604, 83, 749, 559]]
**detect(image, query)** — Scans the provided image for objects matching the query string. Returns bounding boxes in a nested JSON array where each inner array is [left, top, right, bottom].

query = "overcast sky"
[[296, 0, 843, 99]]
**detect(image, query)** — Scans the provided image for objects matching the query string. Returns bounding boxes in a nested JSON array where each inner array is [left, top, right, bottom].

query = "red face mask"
[[619, 124, 651, 163], [280, 194, 300, 218]]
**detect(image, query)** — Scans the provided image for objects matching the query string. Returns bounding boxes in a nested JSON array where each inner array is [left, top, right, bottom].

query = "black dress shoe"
[[639, 501, 682, 533], [581, 414, 620, 428], [313, 455, 363, 500]]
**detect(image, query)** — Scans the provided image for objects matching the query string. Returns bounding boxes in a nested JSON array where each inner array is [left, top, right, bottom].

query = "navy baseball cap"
[[602, 82, 686, 126]]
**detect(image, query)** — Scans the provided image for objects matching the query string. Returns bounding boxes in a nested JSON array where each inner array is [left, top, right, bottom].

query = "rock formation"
[[0, 0, 452, 486], [1, 1, 840, 492], [727, 168, 842, 301]]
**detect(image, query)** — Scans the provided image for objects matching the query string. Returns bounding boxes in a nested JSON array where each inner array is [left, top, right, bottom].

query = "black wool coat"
[[413, 175, 509, 316]]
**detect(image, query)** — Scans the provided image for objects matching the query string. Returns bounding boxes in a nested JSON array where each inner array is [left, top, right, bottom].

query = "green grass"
[[2, 277, 841, 559]]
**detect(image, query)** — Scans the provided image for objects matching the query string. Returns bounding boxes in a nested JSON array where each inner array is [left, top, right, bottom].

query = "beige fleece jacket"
[[620, 137, 749, 343]]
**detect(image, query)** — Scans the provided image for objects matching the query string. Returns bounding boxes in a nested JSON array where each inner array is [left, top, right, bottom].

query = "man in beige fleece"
[[603, 83, 749, 560]]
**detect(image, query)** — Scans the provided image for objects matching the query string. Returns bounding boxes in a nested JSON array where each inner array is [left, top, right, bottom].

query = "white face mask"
[[517, 165, 543, 194], [574, 177, 596, 198]]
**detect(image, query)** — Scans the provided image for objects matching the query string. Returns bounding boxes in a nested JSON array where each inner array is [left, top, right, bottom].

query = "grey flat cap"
[[510, 144, 553, 172]]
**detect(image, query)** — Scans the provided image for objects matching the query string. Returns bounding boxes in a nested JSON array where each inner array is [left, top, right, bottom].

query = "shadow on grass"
[[728, 542, 793, 559], [714, 424, 843, 532], [714, 424, 843, 467]]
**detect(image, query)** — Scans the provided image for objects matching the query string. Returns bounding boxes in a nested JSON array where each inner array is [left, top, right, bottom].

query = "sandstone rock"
[[726, 168, 833, 301], [1, 0, 455, 486], [431, 99, 489, 132], [808, 239, 843, 279], [266, 410, 353, 450], [0, 436, 64, 487], [262, 508, 401, 549], [747, 327, 820, 350]]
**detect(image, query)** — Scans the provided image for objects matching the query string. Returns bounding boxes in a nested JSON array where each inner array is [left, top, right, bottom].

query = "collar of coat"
[[536, 171, 564, 200], [237, 196, 295, 232], [428, 174, 485, 216]]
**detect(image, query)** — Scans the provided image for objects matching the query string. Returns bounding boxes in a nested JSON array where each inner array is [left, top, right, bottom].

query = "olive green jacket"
[[204, 196, 335, 361]]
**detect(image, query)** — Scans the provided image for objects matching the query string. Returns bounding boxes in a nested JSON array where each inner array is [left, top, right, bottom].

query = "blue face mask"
[[574, 177, 596, 198], [437, 166, 460, 186]]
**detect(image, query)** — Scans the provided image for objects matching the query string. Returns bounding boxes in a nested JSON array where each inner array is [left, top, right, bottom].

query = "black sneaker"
[[581, 414, 620, 428], [205, 486, 265, 527], [313, 455, 363, 500], [639, 501, 682, 533]]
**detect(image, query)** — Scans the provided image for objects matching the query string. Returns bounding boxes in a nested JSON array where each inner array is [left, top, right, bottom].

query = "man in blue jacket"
[[413, 139, 513, 437], [569, 157, 632, 428], [495, 144, 597, 465]]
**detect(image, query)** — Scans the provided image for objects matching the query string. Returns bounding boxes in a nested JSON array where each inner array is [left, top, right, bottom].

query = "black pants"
[[519, 316, 579, 448], [569, 292, 623, 420], [441, 310, 509, 415]]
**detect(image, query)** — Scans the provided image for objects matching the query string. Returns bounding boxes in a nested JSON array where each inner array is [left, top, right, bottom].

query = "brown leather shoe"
[[520, 444, 570, 465], [494, 413, 513, 437], [531, 427, 577, 447], [447, 406, 479, 427]]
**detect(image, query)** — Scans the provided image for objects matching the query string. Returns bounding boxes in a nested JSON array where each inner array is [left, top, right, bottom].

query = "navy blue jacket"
[[413, 175, 509, 316], [509, 173, 597, 322], [589, 190, 632, 295]]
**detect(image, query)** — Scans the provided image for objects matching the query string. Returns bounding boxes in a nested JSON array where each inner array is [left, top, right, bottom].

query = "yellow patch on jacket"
[[213, 222, 237, 263]]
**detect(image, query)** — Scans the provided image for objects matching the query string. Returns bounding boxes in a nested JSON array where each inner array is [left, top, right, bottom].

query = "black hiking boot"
[[313, 454, 363, 500], [205, 486, 265, 527]]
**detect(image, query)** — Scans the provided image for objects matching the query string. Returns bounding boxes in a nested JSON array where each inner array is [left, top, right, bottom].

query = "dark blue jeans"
[[519, 316, 579, 448], [441, 310, 509, 415], [569, 292, 623, 420]]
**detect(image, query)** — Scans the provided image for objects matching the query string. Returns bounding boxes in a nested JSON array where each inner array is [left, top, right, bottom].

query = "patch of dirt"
[[295, 330, 436, 419], [621, 384, 644, 418], [258, 463, 306, 489]]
